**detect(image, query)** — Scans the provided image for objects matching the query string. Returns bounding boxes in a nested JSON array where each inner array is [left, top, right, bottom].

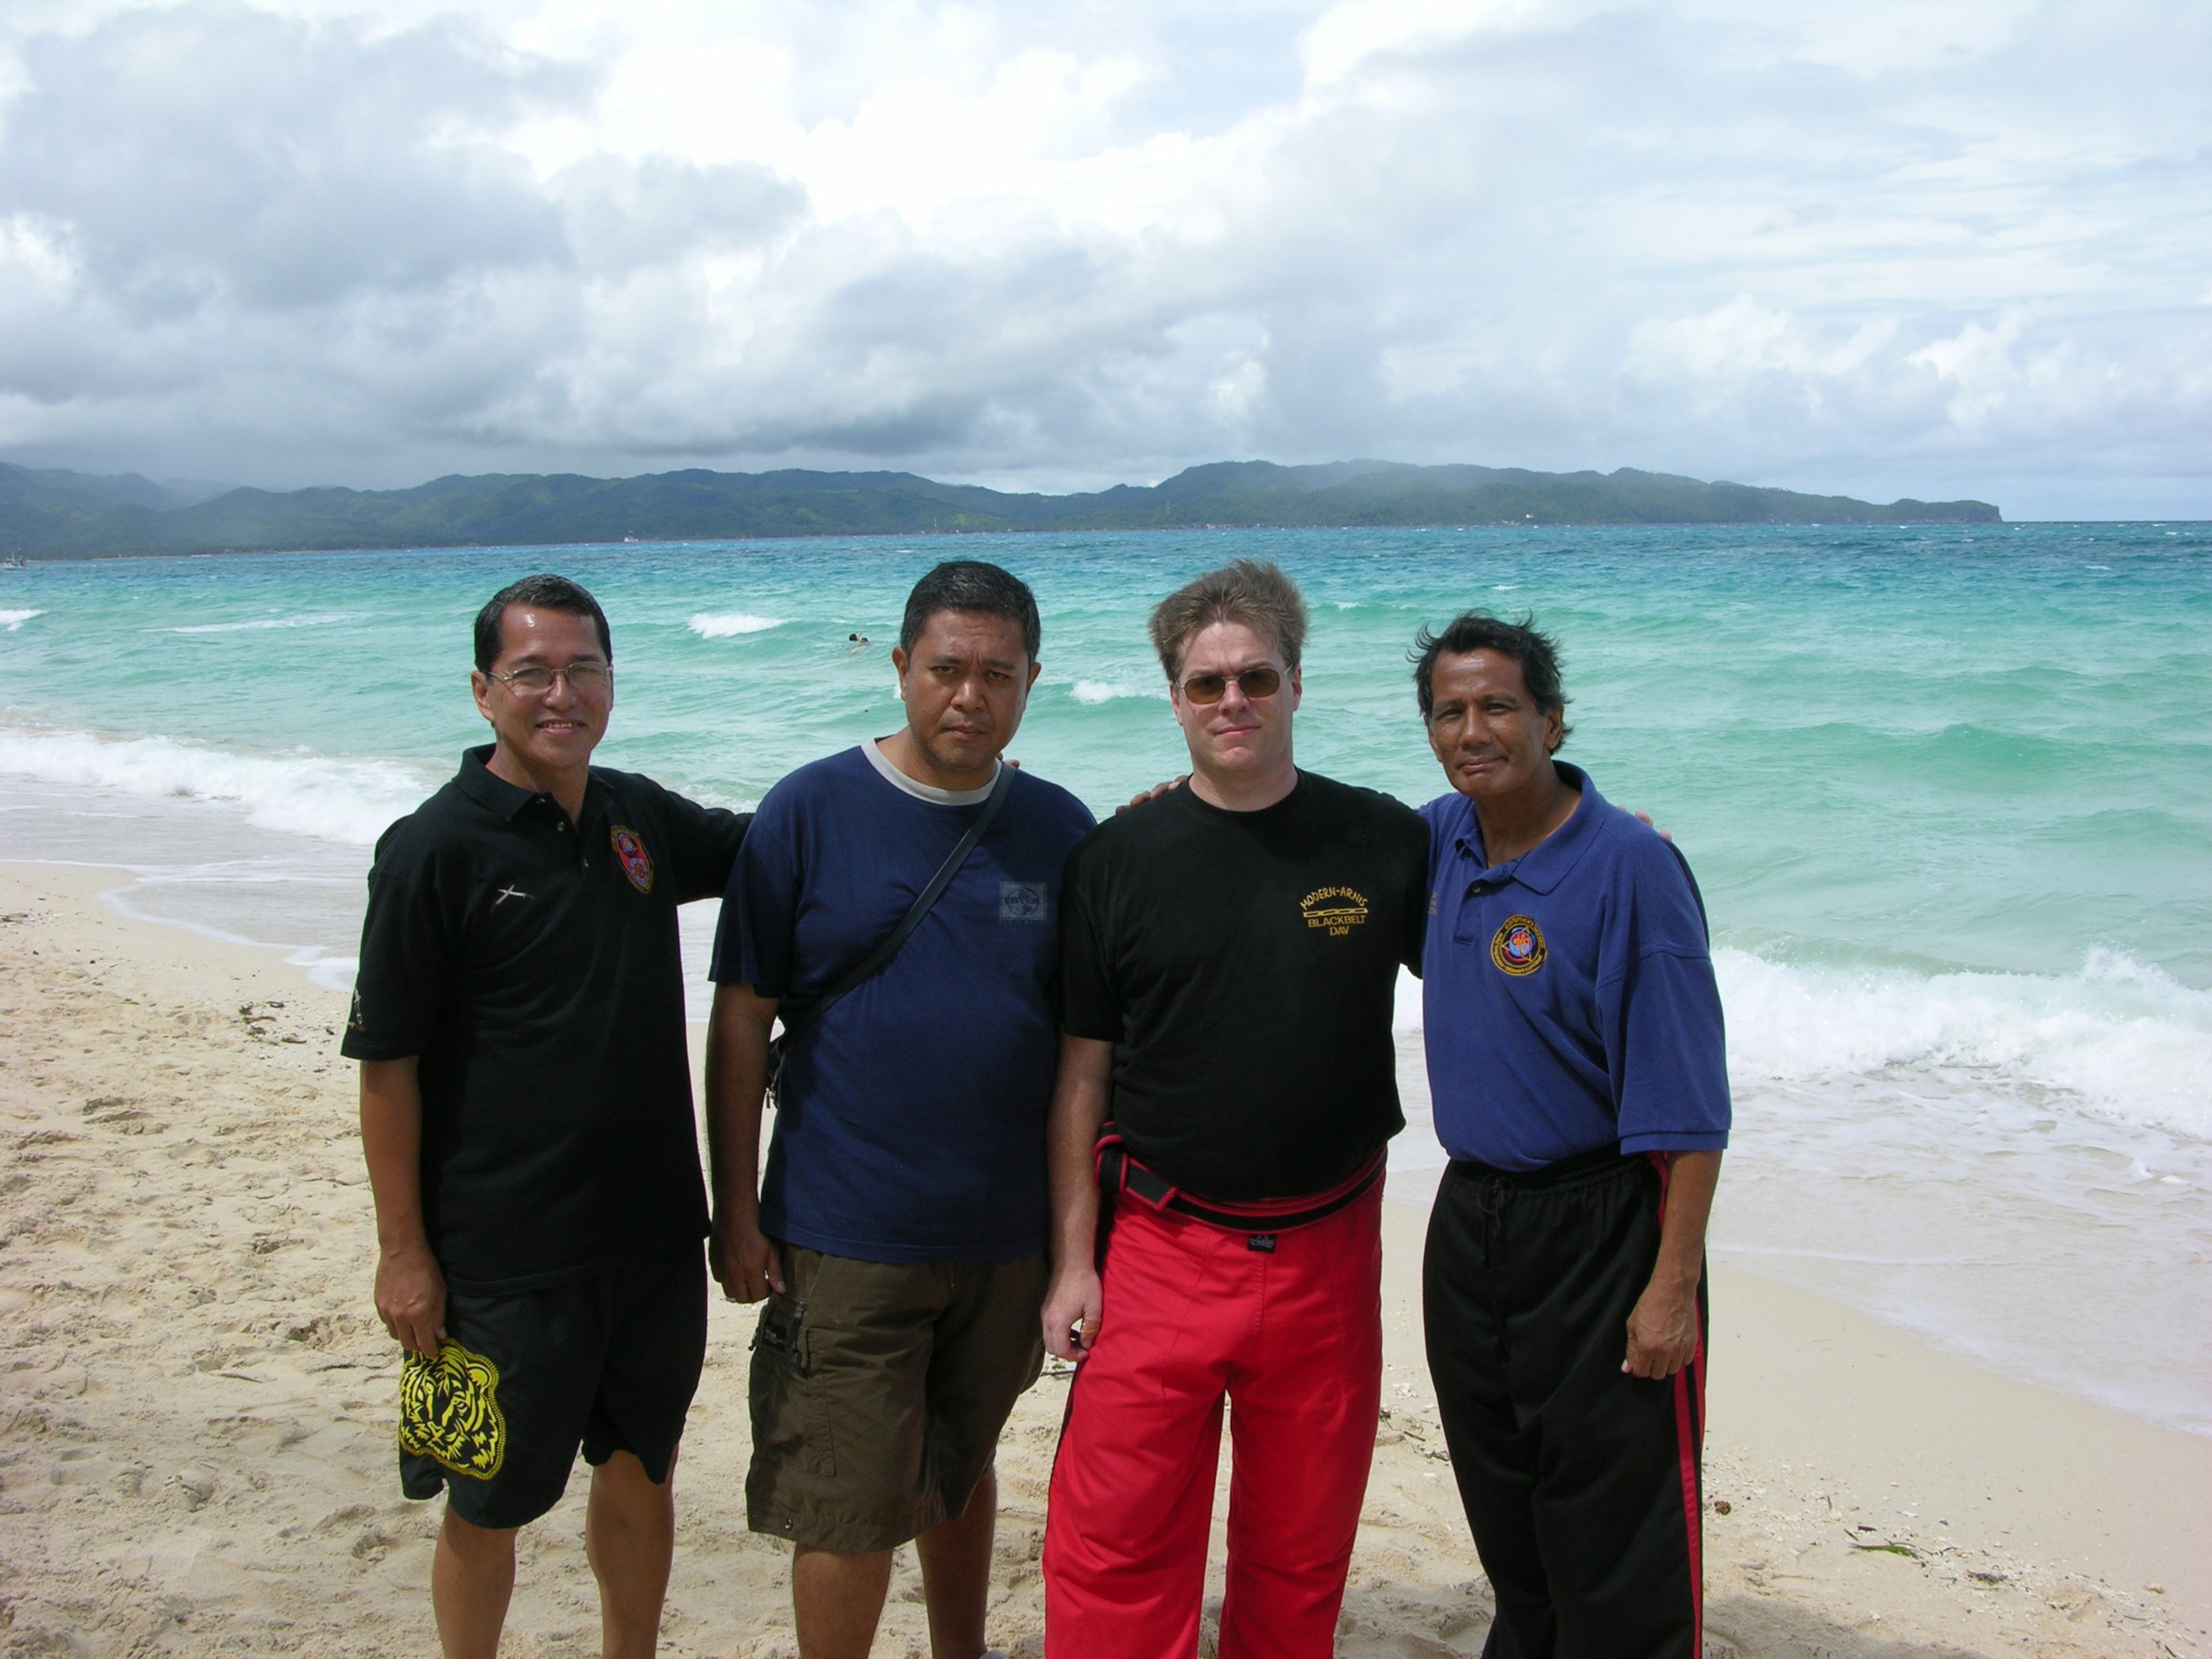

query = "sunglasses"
[[1178, 666, 1283, 704]]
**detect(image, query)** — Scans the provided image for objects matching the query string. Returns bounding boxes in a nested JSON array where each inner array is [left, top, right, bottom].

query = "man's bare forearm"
[[704, 986, 775, 1219], [1041, 1036, 1115, 1360], [358, 1057, 429, 1252], [1046, 1036, 1115, 1266], [705, 984, 788, 1302], [1651, 1149, 1722, 1291], [359, 1057, 448, 1355]]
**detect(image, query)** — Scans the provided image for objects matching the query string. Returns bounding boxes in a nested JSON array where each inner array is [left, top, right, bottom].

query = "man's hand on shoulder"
[[1041, 1263, 1102, 1363], [1117, 775, 1187, 814], [711, 1207, 787, 1303], [374, 1240, 448, 1358], [1631, 810, 1674, 843]]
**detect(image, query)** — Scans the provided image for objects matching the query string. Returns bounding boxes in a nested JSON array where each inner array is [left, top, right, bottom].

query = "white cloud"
[[1625, 299, 1899, 382], [0, 0, 2206, 515], [1297, 0, 1540, 86], [1909, 311, 2036, 429]]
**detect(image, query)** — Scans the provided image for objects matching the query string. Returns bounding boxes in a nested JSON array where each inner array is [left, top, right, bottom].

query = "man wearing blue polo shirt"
[[1412, 612, 1728, 1659]]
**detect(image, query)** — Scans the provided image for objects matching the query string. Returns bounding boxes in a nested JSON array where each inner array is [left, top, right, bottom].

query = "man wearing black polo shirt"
[[1039, 559, 1428, 1659], [342, 574, 748, 1659], [1414, 613, 1728, 1659]]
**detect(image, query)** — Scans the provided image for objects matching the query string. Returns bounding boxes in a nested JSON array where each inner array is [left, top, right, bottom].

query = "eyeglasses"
[[1178, 666, 1282, 704], [486, 662, 614, 695]]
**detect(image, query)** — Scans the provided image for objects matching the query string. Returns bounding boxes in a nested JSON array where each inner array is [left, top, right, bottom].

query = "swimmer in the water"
[[848, 632, 870, 649]]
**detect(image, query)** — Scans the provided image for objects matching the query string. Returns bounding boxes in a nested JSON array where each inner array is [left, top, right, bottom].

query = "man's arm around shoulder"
[[704, 983, 787, 1302], [643, 773, 753, 902]]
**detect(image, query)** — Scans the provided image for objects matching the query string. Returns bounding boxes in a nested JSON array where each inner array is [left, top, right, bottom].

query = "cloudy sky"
[[0, 0, 2205, 516]]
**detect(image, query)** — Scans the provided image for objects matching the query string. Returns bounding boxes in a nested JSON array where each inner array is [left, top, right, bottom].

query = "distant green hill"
[[0, 457, 2000, 558]]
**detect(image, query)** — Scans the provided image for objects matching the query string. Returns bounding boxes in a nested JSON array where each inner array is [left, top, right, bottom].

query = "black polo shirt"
[[342, 747, 749, 1292]]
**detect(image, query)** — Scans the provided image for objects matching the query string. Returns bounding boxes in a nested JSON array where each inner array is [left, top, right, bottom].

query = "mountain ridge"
[[0, 457, 2001, 558]]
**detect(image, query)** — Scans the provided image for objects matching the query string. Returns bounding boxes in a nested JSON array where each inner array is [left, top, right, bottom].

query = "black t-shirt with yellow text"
[[1058, 772, 1429, 1202]]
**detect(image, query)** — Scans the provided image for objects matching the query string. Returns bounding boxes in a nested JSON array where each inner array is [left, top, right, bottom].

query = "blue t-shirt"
[[1420, 762, 1731, 1171], [710, 744, 1097, 1262]]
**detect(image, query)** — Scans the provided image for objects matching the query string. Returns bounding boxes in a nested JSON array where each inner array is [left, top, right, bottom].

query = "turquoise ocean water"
[[2, 524, 2207, 1431]]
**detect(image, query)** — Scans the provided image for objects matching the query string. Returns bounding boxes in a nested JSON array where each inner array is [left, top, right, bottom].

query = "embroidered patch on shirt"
[[610, 825, 654, 894], [999, 880, 1048, 922], [1491, 914, 1547, 976], [1301, 885, 1370, 936]]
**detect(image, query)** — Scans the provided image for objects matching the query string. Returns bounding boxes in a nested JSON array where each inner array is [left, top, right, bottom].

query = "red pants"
[[1043, 1174, 1385, 1659]]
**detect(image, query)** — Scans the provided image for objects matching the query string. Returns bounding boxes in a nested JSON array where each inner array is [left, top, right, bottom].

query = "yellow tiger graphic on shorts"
[[398, 1340, 508, 1479]]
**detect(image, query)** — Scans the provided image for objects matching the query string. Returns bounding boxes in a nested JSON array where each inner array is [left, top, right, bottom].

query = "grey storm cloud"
[[0, 0, 2207, 516], [0, 4, 573, 311]]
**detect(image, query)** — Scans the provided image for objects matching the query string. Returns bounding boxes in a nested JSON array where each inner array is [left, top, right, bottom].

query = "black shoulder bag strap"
[[764, 762, 1016, 1105]]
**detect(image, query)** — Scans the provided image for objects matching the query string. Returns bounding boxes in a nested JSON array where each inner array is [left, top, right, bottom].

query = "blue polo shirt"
[[1420, 762, 1730, 1171]]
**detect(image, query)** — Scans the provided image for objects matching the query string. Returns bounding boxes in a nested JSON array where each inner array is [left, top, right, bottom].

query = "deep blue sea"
[[2, 523, 2206, 1432]]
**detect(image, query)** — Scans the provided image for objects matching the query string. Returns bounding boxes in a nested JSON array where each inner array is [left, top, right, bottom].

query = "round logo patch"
[[1491, 914, 1547, 976], [610, 825, 654, 894]]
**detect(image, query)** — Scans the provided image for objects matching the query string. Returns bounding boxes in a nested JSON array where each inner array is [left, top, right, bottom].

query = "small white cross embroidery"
[[493, 886, 534, 908]]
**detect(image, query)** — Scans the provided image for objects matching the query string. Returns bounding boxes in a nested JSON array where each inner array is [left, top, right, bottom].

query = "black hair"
[[473, 574, 612, 672], [1409, 611, 1573, 745], [899, 561, 1042, 661]]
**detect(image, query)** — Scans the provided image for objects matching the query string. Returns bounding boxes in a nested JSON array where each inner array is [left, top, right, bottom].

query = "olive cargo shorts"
[[747, 1244, 1047, 1552]]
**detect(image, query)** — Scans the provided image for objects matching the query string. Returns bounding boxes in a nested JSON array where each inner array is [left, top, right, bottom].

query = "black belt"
[[1093, 1129, 1384, 1268]]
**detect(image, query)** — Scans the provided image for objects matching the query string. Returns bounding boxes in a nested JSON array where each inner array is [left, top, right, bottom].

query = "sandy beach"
[[2, 858, 2206, 1659]]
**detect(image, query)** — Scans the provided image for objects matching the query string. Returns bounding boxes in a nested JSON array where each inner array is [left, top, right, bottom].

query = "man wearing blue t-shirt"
[[1413, 613, 1729, 1659], [705, 561, 1095, 1659]]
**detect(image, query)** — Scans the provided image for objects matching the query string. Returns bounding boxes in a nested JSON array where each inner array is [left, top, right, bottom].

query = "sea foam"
[[171, 611, 354, 634], [688, 611, 783, 638], [0, 609, 42, 631], [1712, 946, 2212, 1142], [1069, 679, 1161, 705], [0, 726, 434, 847], [1395, 947, 2211, 1145]]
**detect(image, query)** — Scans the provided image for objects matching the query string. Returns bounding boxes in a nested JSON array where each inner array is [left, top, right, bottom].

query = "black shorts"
[[398, 1245, 708, 1530]]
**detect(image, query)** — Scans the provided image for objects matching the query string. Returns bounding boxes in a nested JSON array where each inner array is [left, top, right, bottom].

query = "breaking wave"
[[0, 725, 434, 846], [688, 611, 783, 638], [1394, 947, 2210, 1143], [1069, 678, 1161, 705], [1713, 946, 2212, 1142], [171, 611, 355, 634]]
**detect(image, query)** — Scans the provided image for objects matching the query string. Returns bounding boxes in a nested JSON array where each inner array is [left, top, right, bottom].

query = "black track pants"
[[1423, 1152, 1705, 1659]]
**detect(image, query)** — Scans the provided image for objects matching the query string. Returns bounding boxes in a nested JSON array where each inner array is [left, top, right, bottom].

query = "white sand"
[[2, 860, 2206, 1656]]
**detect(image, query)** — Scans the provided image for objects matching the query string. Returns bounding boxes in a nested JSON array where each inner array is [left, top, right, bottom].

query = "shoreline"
[[3, 858, 2207, 1655], [18, 849, 2207, 1427]]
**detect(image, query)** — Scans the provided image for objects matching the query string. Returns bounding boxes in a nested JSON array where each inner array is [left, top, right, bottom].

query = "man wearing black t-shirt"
[[1040, 560, 1428, 1659], [342, 575, 748, 1659]]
